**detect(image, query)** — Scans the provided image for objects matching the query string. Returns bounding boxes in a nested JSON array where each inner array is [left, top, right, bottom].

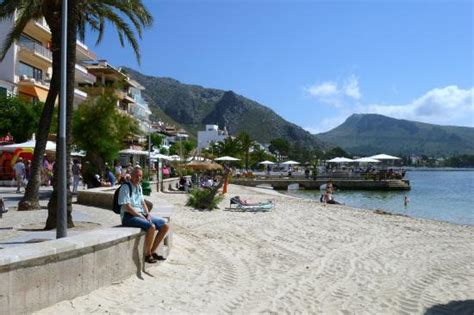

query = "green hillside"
[[317, 114, 474, 156], [125, 68, 326, 149]]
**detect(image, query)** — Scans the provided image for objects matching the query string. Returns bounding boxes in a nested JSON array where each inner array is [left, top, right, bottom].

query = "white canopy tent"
[[0, 139, 56, 152]]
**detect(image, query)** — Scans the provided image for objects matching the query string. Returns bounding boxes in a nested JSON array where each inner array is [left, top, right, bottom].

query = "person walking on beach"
[[118, 166, 169, 263], [14, 157, 25, 193]]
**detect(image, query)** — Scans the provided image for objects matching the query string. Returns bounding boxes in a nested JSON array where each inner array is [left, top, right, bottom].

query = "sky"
[[85, 0, 473, 134]]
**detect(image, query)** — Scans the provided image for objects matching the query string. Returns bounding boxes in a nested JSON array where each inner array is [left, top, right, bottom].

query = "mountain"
[[317, 114, 474, 156], [124, 68, 326, 149]]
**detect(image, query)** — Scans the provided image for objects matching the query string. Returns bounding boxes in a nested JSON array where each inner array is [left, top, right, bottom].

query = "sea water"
[[284, 170, 474, 225]]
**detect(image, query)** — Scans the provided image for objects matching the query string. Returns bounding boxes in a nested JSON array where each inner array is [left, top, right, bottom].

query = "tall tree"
[[0, 96, 43, 142], [46, 0, 153, 229], [0, 1, 152, 222], [269, 138, 290, 160], [214, 137, 241, 158], [236, 132, 254, 170], [72, 93, 140, 181]]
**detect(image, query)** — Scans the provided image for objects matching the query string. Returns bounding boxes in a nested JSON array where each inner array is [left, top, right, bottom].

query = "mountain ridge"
[[124, 67, 327, 149], [124, 68, 474, 157], [317, 113, 474, 156]]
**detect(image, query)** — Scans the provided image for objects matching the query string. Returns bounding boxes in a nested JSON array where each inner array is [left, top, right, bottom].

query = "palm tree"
[[236, 132, 254, 170], [215, 137, 241, 158], [0, 1, 152, 228]]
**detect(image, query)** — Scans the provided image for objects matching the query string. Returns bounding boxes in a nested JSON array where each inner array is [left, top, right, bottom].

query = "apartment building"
[[83, 60, 152, 136], [0, 15, 96, 106]]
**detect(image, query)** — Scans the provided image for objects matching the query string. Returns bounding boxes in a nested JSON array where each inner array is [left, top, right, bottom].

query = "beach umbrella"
[[353, 157, 381, 163], [185, 160, 223, 171], [186, 156, 207, 162], [327, 157, 354, 163], [215, 156, 240, 161], [281, 160, 300, 165], [259, 160, 275, 165], [151, 153, 171, 160], [118, 148, 149, 156], [369, 154, 401, 160]]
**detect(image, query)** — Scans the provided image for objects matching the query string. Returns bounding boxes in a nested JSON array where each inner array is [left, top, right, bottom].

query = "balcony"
[[17, 41, 52, 68], [23, 18, 51, 42], [16, 76, 50, 103], [76, 40, 96, 62], [73, 88, 88, 108], [75, 64, 96, 84]]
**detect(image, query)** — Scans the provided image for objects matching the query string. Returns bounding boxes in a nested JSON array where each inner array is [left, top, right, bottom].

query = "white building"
[[197, 124, 228, 149], [0, 15, 96, 106]]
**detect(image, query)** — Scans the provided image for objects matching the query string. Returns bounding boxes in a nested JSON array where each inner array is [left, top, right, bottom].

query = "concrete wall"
[[0, 227, 147, 314]]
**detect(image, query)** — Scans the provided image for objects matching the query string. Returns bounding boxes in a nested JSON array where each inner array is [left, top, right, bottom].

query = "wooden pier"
[[231, 177, 411, 191]]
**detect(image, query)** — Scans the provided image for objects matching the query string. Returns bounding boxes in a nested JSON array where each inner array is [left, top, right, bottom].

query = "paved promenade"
[[0, 186, 122, 249]]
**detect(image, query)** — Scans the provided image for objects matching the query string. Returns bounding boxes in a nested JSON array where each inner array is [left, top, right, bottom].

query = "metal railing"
[[18, 41, 52, 61]]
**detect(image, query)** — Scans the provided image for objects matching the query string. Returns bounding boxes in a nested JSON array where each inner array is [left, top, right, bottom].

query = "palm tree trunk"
[[45, 0, 78, 229], [18, 6, 62, 211]]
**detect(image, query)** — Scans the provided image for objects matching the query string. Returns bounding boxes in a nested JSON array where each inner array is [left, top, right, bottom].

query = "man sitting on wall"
[[118, 166, 169, 263]]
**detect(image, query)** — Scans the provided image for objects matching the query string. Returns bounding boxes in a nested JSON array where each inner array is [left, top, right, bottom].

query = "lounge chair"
[[229, 196, 274, 212]]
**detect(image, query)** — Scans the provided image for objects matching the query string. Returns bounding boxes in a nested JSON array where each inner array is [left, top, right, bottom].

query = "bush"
[[186, 188, 223, 210]]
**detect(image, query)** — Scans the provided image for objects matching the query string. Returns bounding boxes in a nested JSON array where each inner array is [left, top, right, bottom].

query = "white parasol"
[[353, 157, 381, 163], [327, 157, 354, 163], [215, 156, 240, 161], [369, 154, 401, 160], [281, 160, 300, 165], [118, 148, 149, 156], [259, 160, 275, 165]]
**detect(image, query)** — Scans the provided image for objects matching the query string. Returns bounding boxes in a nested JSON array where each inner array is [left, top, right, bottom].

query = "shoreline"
[[36, 184, 474, 314]]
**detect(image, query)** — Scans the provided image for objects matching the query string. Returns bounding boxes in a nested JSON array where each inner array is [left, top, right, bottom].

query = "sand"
[[36, 185, 474, 314]]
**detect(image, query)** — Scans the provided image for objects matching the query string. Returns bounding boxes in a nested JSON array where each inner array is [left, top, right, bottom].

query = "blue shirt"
[[118, 183, 144, 220]]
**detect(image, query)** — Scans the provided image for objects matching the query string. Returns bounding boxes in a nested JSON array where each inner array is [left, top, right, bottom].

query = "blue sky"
[[85, 0, 473, 133]]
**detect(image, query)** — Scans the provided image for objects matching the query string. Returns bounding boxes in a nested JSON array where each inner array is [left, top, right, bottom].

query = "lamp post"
[[148, 121, 151, 180], [57, 0, 68, 238]]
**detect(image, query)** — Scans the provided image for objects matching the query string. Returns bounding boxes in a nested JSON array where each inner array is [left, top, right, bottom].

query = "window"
[[17, 61, 43, 81], [0, 87, 7, 98]]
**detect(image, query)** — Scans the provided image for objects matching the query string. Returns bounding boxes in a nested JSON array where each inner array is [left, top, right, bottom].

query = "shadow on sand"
[[424, 300, 474, 315]]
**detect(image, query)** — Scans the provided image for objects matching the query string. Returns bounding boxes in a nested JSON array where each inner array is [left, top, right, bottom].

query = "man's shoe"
[[152, 253, 166, 261], [145, 255, 158, 263]]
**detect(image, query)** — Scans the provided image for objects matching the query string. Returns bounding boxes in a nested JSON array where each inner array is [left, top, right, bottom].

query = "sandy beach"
[[36, 184, 474, 314]]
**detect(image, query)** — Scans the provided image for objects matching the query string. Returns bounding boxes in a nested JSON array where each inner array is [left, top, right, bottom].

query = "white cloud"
[[306, 82, 338, 97], [343, 75, 361, 100], [362, 86, 474, 127], [305, 75, 362, 107]]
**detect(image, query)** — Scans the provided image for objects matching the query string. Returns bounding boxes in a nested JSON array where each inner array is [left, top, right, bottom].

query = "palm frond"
[[0, 2, 42, 61]]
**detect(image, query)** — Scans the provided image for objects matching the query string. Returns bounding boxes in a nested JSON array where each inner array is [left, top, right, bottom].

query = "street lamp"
[[148, 121, 151, 180], [57, 0, 68, 238]]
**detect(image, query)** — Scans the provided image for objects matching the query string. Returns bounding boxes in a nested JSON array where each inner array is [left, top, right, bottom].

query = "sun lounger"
[[229, 196, 274, 212]]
